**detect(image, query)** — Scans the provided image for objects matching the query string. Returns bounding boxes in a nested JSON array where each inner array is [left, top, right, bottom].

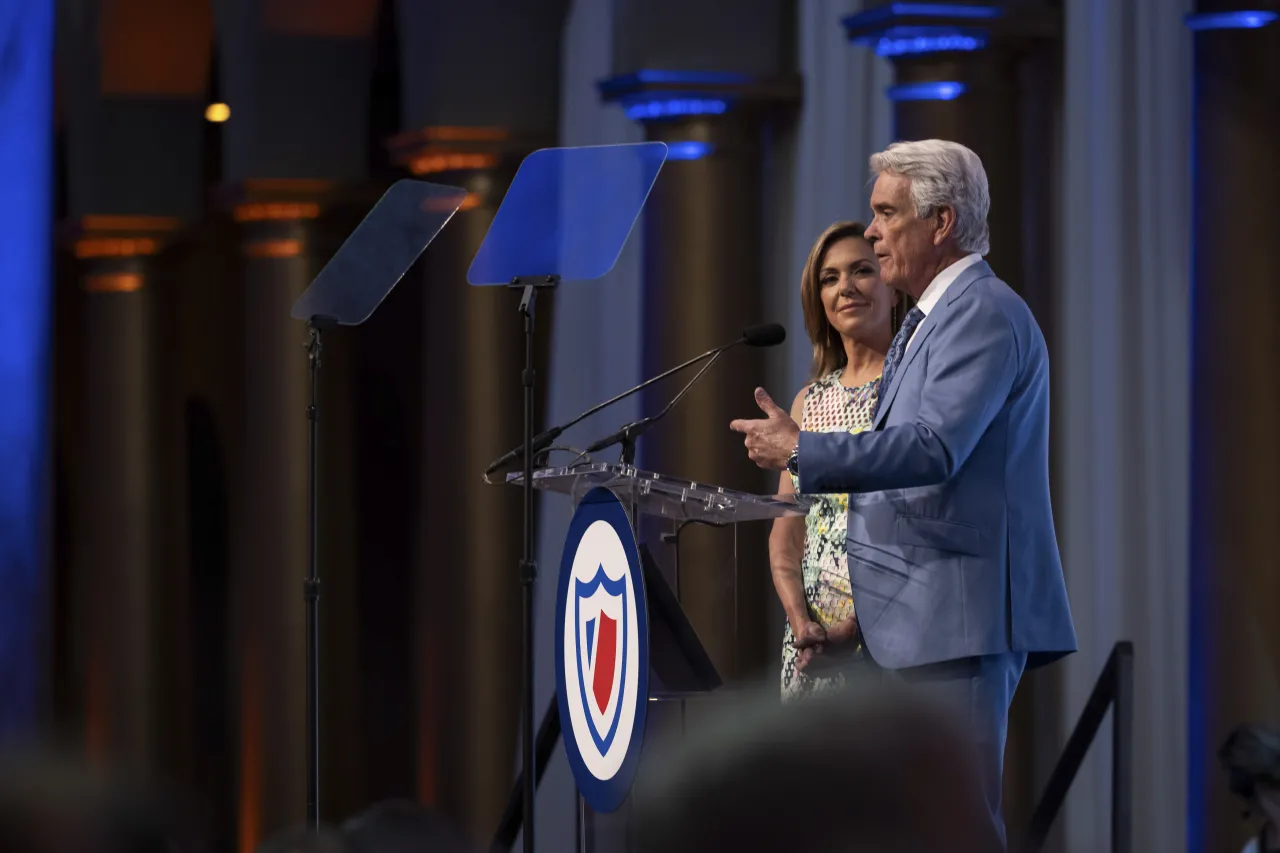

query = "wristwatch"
[[786, 445, 800, 476]]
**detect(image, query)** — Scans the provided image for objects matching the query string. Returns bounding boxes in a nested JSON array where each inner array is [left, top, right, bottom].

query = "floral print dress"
[[780, 370, 881, 701]]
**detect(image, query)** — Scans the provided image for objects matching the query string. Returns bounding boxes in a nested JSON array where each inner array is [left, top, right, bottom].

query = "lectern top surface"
[[507, 462, 811, 523]]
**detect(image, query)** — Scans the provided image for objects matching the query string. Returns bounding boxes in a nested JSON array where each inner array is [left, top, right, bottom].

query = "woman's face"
[[819, 236, 894, 344]]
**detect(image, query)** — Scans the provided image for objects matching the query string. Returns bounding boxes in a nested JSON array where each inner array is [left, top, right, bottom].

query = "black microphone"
[[483, 323, 786, 475], [742, 322, 786, 347], [582, 323, 787, 462]]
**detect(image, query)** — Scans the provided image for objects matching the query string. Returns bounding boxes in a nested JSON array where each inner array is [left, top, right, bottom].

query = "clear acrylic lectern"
[[509, 461, 811, 697]]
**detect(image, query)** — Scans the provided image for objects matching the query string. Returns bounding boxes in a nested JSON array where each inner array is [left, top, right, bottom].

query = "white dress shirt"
[[906, 253, 984, 353]]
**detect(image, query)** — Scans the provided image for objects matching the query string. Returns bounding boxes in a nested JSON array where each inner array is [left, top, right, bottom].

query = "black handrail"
[[1024, 641, 1133, 853]]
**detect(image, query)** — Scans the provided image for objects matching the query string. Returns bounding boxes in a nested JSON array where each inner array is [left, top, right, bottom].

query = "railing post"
[[1111, 642, 1134, 853]]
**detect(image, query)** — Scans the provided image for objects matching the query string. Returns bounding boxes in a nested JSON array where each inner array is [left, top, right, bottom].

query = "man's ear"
[[932, 205, 957, 246]]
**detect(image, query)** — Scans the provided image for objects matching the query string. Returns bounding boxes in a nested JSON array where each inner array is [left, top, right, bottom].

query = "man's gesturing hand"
[[730, 388, 800, 471]]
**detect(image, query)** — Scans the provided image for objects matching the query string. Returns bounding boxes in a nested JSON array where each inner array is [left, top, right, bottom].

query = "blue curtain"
[[0, 0, 54, 737]]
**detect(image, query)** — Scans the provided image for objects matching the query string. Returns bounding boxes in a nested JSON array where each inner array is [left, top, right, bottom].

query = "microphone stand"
[[485, 338, 743, 476], [591, 349, 727, 466]]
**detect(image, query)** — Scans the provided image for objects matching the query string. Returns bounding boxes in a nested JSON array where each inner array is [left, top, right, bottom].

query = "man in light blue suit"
[[731, 139, 1076, 846]]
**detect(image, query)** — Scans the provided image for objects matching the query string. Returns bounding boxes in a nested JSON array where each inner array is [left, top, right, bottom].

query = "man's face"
[[864, 171, 941, 298]]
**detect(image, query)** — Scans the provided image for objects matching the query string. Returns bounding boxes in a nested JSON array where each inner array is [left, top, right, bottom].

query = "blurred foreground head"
[[1220, 723, 1280, 820], [0, 745, 188, 853], [635, 683, 1000, 853], [254, 825, 347, 853], [341, 799, 474, 853]]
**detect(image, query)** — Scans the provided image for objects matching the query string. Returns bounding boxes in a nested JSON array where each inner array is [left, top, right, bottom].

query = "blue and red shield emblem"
[[555, 487, 649, 814], [575, 567, 628, 752]]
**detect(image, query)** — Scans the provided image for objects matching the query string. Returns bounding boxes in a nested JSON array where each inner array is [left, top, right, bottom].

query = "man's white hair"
[[869, 139, 991, 256]]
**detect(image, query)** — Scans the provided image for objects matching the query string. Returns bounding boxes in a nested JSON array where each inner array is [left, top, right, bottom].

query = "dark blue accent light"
[[870, 27, 987, 56], [852, 2, 1001, 25], [607, 69, 750, 89], [663, 141, 714, 161], [623, 98, 728, 122], [1184, 10, 1277, 30], [886, 80, 967, 101], [844, 4, 998, 57]]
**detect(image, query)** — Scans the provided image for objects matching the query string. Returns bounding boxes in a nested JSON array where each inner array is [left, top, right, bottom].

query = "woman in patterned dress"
[[771, 221, 900, 701]]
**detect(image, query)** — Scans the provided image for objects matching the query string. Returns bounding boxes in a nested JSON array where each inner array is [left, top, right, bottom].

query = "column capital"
[[842, 2, 1058, 61], [597, 70, 799, 124], [386, 125, 549, 174], [60, 215, 181, 292], [214, 179, 348, 260]]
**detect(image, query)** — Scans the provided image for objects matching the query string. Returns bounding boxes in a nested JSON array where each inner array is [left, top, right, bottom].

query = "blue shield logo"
[[574, 566, 629, 753], [555, 487, 650, 814]]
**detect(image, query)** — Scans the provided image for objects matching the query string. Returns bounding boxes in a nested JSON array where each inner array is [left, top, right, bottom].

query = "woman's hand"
[[796, 616, 859, 676], [790, 619, 827, 670]]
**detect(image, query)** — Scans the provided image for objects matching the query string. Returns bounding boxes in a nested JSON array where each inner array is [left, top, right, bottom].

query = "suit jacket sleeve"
[[797, 294, 1019, 494]]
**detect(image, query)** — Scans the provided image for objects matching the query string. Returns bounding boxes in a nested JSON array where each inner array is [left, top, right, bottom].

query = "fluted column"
[[392, 0, 567, 841], [70, 222, 176, 767], [57, 0, 214, 773], [1186, 7, 1280, 853], [215, 1, 378, 839], [843, 1, 1057, 316], [231, 191, 318, 842], [602, 1, 799, 682]]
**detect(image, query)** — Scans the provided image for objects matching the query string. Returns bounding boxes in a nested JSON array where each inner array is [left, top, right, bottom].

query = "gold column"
[[70, 217, 177, 769], [229, 183, 360, 845], [391, 126, 540, 841], [599, 73, 799, 680]]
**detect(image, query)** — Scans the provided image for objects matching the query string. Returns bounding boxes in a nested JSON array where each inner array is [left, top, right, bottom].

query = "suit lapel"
[[873, 260, 995, 430]]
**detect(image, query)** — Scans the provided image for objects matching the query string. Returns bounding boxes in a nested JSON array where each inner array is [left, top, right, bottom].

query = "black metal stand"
[[509, 275, 557, 853], [304, 314, 337, 829]]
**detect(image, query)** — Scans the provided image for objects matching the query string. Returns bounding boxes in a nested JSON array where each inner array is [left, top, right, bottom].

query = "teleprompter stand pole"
[[510, 275, 557, 853], [305, 314, 337, 828]]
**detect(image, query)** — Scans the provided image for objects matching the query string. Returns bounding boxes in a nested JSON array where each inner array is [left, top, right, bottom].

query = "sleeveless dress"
[[780, 370, 882, 701]]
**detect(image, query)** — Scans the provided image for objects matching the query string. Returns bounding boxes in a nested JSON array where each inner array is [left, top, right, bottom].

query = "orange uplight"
[[459, 192, 483, 211], [74, 237, 160, 258], [81, 215, 178, 232], [234, 202, 318, 222], [237, 652, 263, 853], [84, 273, 144, 293], [233, 202, 321, 223], [243, 239, 303, 258], [205, 102, 231, 122], [408, 152, 498, 175]]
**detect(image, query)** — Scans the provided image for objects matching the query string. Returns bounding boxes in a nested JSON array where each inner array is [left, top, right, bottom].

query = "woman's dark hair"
[[1220, 723, 1280, 803]]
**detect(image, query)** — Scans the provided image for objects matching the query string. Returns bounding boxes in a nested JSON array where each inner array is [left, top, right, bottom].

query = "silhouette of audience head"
[[1221, 723, 1280, 821], [342, 798, 474, 853], [634, 683, 1000, 853]]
